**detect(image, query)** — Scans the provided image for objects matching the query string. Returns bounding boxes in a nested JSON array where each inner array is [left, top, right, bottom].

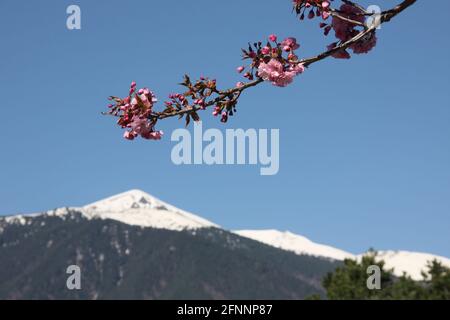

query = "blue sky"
[[1, 0, 449, 256]]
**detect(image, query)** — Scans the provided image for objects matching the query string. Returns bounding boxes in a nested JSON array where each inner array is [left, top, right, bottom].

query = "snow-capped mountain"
[[359, 251, 450, 281], [4, 189, 218, 231], [81, 189, 219, 231], [234, 229, 450, 281], [234, 230, 354, 261], [2, 189, 449, 282], [0, 191, 338, 299]]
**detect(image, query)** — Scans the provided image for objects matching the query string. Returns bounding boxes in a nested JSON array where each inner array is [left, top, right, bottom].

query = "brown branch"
[[156, 78, 263, 120], [302, 0, 417, 67], [329, 10, 365, 26], [301, 27, 375, 67], [154, 0, 416, 121], [381, 0, 417, 23]]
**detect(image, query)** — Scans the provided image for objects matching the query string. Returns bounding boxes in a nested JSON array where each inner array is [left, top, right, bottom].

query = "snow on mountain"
[[2, 189, 449, 281], [357, 251, 450, 281], [234, 230, 355, 261], [234, 229, 450, 281], [1, 190, 218, 232], [81, 189, 219, 231]]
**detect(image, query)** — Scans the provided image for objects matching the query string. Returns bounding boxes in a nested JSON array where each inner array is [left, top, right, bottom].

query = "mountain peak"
[[81, 189, 219, 231], [83, 189, 168, 212]]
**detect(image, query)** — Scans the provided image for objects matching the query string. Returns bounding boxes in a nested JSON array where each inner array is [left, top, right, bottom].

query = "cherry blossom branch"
[[302, 0, 416, 67], [155, 78, 264, 120], [158, 0, 416, 118], [104, 0, 417, 141], [329, 11, 365, 27], [301, 24, 375, 67]]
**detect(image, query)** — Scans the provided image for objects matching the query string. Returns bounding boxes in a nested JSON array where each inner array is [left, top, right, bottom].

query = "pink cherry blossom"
[[261, 46, 271, 55], [123, 130, 136, 140], [351, 32, 378, 54], [329, 4, 378, 58], [220, 111, 228, 123], [281, 37, 300, 51], [212, 105, 221, 117], [258, 59, 304, 87], [269, 34, 278, 42], [331, 4, 365, 42], [107, 82, 163, 140]]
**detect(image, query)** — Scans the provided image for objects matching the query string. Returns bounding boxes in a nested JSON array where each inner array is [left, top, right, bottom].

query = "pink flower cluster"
[[258, 36, 304, 87], [293, 0, 332, 20], [258, 59, 305, 87], [107, 82, 163, 140], [238, 35, 305, 87], [292, 1, 378, 59], [328, 4, 377, 59]]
